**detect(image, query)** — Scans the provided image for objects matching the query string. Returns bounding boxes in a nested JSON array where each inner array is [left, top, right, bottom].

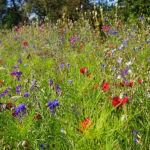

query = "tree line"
[[0, 0, 149, 29]]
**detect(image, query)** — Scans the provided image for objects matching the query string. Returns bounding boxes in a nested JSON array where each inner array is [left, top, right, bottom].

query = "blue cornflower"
[[69, 80, 73, 83], [67, 63, 70, 67], [140, 17, 145, 20], [131, 35, 134, 38], [23, 92, 29, 97], [132, 26, 135, 29], [40, 144, 44, 149], [147, 40, 150, 43], [104, 17, 107, 21], [113, 31, 118, 34], [16, 71, 22, 81], [72, 46, 75, 48], [15, 104, 26, 113], [53, 99, 59, 107], [61, 63, 64, 69]]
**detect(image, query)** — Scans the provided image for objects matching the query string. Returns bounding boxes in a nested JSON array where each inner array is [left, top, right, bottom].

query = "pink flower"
[[102, 26, 110, 31]]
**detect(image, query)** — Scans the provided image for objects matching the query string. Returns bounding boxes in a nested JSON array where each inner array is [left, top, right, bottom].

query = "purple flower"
[[15, 104, 26, 113], [104, 17, 107, 21], [69, 80, 73, 83], [132, 26, 135, 29], [55, 84, 61, 94], [131, 35, 134, 38], [135, 138, 139, 145], [133, 131, 139, 135], [17, 58, 22, 64], [147, 40, 150, 43], [120, 67, 128, 77], [113, 31, 118, 34], [122, 38, 129, 45], [140, 17, 145, 20], [61, 63, 64, 69], [48, 79, 53, 87], [119, 44, 124, 50], [11, 71, 16, 76], [117, 58, 123, 63], [14, 65, 19, 70], [16, 84, 21, 94], [53, 99, 59, 107], [23, 92, 29, 97], [67, 63, 70, 67]]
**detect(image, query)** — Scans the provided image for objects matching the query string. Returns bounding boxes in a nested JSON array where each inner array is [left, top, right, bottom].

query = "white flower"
[[117, 75, 121, 79], [11, 96, 22, 99], [0, 67, 6, 70], [121, 115, 128, 121], [147, 93, 150, 98], [125, 61, 132, 66], [61, 129, 66, 134], [128, 69, 132, 74]]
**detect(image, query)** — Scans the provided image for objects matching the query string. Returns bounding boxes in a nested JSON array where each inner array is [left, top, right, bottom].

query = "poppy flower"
[[138, 79, 142, 84], [7, 103, 12, 108], [102, 82, 109, 91], [24, 42, 28, 46], [120, 82, 125, 86], [77, 118, 91, 133], [36, 114, 41, 120], [92, 85, 98, 90], [0, 80, 1, 85], [110, 96, 129, 108], [108, 53, 111, 56], [15, 38, 18, 41], [0, 61, 2, 63], [59, 79, 63, 82], [80, 67, 86, 74], [81, 44, 84, 49], [87, 73, 93, 77], [109, 45, 114, 48], [61, 30, 65, 34], [126, 82, 134, 87]]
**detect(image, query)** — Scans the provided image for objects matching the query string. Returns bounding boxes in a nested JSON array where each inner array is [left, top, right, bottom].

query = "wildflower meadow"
[[0, 12, 150, 150]]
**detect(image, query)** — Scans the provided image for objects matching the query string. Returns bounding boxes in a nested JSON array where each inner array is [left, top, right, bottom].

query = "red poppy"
[[36, 114, 41, 120], [80, 67, 86, 74], [108, 53, 111, 56], [138, 79, 142, 84], [81, 44, 84, 49], [0, 80, 1, 85], [37, 52, 42, 56], [44, 52, 48, 55], [126, 82, 134, 87], [16, 28, 19, 31], [0, 61, 2, 63], [15, 38, 18, 41], [102, 82, 109, 91], [59, 79, 63, 82], [77, 118, 91, 133], [48, 54, 52, 56], [7, 103, 12, 108], [120, 82, 125, 86], [61, 30, 64, 34], [24, 42, 28, 46], [87, 73, 93, 77], [109, 45, 114, 48], [0, 107, 1, 111], [92, 85, 98, 90], [110, 96, 129, 108]]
